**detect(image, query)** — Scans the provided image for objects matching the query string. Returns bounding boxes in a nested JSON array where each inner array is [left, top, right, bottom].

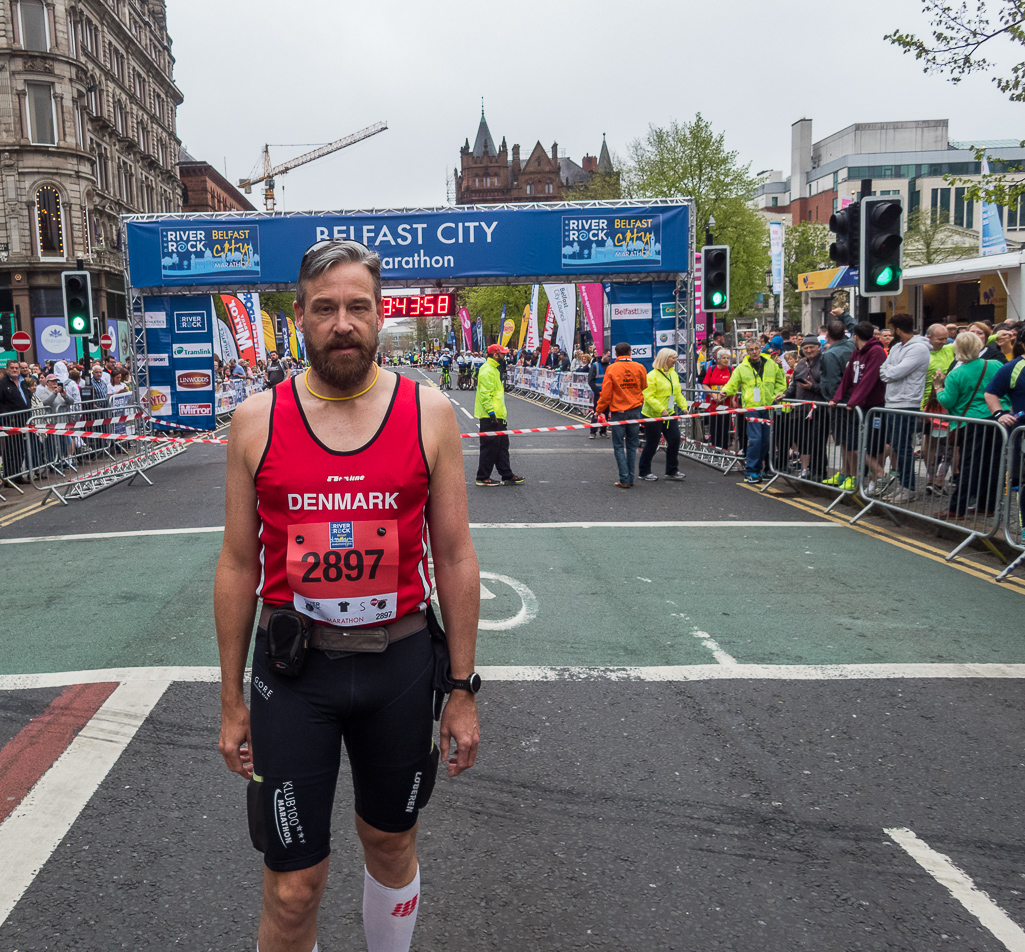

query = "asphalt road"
[[0, 367, 1023, 951]]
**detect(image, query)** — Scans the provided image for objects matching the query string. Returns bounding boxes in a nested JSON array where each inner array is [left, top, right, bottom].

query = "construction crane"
[[238, 121, 388, 211]]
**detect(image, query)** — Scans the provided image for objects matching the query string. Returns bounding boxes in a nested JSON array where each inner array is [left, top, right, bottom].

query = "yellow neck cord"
[[304, 364, 379, 402]]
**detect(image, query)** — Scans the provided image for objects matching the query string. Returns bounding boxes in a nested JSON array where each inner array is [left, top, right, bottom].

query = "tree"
[[626, 114, 770, 315], [902, 207, 981, 264], [782, 221, 833, 317], [886, 2, 1025, 205]]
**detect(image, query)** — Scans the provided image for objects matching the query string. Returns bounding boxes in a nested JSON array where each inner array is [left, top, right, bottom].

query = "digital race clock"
[[381, 294, 453, 318]]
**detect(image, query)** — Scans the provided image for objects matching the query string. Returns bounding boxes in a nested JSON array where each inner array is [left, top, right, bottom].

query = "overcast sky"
[[166, 0, 1022, 213]]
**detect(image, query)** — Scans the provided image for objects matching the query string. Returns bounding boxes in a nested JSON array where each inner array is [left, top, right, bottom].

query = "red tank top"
[[255, 373, 432, 627]]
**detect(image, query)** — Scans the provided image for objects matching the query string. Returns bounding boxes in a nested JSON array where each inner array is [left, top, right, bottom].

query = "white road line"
[[886, 828, 1025, 951], [693, 630, 738, 665], [0, 521, 837, 544], [459, 406, 474, 419], [3, 662, 1025, 691], [0, 526, 226, 544], [0, 680, 170, 927]]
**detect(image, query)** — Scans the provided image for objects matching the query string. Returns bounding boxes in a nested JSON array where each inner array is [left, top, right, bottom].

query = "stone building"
[[455, 109, 614, 205], [0, 0, 183, 360], [179, 148, 255, 214]]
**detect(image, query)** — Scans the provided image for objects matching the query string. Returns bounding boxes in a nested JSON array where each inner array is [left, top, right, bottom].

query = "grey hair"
[[953, 330, 982, 363], [296, 240, 382, 308]]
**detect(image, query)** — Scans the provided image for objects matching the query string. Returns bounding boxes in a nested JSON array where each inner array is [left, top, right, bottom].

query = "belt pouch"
[[265, 609, 310, 678]]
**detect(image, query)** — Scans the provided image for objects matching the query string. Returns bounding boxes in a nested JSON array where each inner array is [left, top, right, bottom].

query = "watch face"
[[469, 672, 482, 693]]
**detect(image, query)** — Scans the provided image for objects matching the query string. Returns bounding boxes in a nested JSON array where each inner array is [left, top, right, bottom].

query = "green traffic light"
[[875, 266, 900, 288], [711, 291, 725, 306], [71, 315, 88, 332]]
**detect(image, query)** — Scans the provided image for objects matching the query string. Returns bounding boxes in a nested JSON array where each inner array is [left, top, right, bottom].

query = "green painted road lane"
[[2, 524, 1022, 676]]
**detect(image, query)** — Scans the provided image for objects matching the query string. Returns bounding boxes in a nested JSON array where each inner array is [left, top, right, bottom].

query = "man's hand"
[[218, 700, 254, 779], [998, 413, 1017, 428], [597, 413, 608, 426], [439, 691, 480, 778]]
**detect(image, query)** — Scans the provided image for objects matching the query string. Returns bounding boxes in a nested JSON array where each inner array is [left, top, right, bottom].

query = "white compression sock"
[[363, 865, 420, 952], [257, 945, 317, 952]]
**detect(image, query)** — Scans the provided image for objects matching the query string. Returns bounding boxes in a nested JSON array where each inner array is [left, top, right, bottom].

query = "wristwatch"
[[449, 672, 482, 695]]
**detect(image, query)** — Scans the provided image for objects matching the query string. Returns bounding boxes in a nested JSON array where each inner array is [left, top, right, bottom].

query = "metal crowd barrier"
[[997, 425, 1024, 581], [764, 402, 866, 513], [506, 367, 593, 418], [852, 407, 1008, 560], [677, 387, 745, 474]]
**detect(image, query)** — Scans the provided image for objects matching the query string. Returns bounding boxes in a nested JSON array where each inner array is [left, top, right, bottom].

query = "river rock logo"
[[175, 370, 212, 391]]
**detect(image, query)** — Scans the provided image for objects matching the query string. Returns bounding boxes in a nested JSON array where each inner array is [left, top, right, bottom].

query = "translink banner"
[[124, 203, 690, 288]]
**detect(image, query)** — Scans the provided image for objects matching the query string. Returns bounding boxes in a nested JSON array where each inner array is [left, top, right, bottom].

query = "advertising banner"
[[539, 303, 556, 365], [517, 305, 529, 350], [126, 204, 690, 289], [237, 292, 265, 361], [261, 309, 279, 354], [543, 284, 576, 356], [220, 294, 259, 366], [284, 313, 300, 360], [797, 267, 858, 291], [475, 316, 484, 351], [501, 315, 515, 347], [769, 222, 784, 296], [579, 283, 605, 356], [525, 285, 540, 351], [980, 155, 1008, 256], [606, 284, 656, 368], [459, 307, 473, 351], [139, 294, 217, 430], [34, 316, 77, 363]]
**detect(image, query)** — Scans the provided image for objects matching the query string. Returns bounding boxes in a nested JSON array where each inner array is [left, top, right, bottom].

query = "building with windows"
[[753, 119, 1025, 251], [455, 109, 615, 205], [0, 0, 183, 359], [179, 148, 255, 214]]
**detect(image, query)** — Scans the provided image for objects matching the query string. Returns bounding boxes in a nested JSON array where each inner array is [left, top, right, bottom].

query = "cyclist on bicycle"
[[440, 350, 453, 390]]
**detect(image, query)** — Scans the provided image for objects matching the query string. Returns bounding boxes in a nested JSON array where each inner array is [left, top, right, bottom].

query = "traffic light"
[[828, 202, 860, 267], [0, 312, 13, 351], [700, 245, 730, 312], [859, 195, 904, 296], [61, 270, 93, 337]]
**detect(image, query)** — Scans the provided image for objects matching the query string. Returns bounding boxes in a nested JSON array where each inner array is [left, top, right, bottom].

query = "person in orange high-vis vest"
[[596, 342, 648, 487]]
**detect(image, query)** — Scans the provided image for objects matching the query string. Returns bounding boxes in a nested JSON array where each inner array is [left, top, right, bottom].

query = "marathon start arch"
[[121, 200, 694, 429]]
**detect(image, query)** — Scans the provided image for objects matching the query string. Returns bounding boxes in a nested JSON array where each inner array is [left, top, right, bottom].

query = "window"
[[35, 185, 64, 255], [526, 182, 533, 195], [114, 100, 126, 136], [137, 119, 148, 153], [74, 103, 84, 148], [832, 171, 839, 191], [1008, 196, 1021, 230], [26, 82, 56, 144], [771, 196, 779, 207], [67, 15, 77, 56], [966, 200, 974, 230], [931, 187, 951, 220], [544, 181, 553, 194], [94, 143, 110, 192], [110, 46, 125, 83], [133, 71, 145, 101], [153, 95, 164, 123], [83, 207, 92, 255], [954, 187, 966, 227], [157, 137, 166, 167], [19, 0, 49, 51]]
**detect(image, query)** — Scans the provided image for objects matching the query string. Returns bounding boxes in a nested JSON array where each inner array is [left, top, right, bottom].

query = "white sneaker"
[[642, 473, 658, 481], [866, 481, 877, 496], [889, 487, 914, 505]]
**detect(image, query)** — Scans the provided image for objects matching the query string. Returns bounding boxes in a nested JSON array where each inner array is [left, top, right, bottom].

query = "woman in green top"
[[638, 347, 689, 481], [934, 331, 1010, 518]]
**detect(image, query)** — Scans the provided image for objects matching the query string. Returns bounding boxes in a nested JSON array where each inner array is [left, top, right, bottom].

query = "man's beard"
[[306, 326, 379, 392]]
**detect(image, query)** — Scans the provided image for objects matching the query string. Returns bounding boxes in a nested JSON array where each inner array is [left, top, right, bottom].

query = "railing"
[[677, 387, 745, 474], [765, 401, 864, 512], [506, 367, 593, 415], [998, 425, 1024, 581]]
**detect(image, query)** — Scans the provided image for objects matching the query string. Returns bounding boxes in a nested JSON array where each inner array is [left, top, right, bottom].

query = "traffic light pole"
[[858, 179, 872, 325], [704, 221, 714, 342]]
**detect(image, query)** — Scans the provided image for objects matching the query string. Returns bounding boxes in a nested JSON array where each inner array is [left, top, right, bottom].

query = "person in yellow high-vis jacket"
[[638, 348, 689, 481]]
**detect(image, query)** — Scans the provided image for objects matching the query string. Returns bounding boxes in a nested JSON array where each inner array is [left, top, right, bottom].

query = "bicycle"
[[440, 366, 452, 390]]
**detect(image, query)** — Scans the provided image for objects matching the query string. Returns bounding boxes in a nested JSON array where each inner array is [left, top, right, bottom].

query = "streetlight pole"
[[704, 216, 716, 342]]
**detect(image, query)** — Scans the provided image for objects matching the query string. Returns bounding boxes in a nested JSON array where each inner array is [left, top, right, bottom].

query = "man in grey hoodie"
[[878, 313, 931, 502]]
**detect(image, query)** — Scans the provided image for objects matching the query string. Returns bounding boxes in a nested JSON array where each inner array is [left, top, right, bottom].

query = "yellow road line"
[[740, 482, 1025, 592], [0, 498, 59, 529]]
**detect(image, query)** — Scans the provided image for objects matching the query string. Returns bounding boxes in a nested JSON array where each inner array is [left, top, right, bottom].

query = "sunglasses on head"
[[300, 238, 372, 268]]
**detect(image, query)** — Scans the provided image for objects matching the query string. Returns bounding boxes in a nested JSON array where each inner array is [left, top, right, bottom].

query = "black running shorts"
[[249, 626, 438, 872]]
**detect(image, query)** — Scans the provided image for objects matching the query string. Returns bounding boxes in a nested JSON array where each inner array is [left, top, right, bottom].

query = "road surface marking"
[[0, 680, 170, 927], [3, 663, 1025, 692], [886, 827, 1025, 951], [693, 630, 738, 665]]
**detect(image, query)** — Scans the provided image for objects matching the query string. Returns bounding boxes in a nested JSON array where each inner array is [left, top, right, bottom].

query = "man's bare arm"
[[214, 395, 267, 777], [422, 388, 481, 777]]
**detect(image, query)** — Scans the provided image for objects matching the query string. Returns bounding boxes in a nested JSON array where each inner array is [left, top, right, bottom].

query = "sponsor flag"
[[238, 292, 265, 361], [980, 154, 1008, 256], [459, 306, 473, 351], [284, 313, 300, 360], [525, 285, 540, 351], [517, 304, 529, 350], [769, 223, 784, 295], [501, 309, 515, 348], [220, 294, 258, 366], [579, 284, 605, 356], [261, 309, 278, 352], [539, 303, 556, 365], [543, 284, 576, 356], [475, 316, 484, 350]]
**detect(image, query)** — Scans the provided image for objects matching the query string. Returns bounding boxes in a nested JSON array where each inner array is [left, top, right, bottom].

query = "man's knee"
[[357, 817, 418, 882], [264, 863, 328, 929]]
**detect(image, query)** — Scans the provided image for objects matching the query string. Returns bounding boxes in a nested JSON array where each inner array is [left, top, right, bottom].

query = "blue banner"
[[125, 204, 690, 289], [137, 294, 217, 430]]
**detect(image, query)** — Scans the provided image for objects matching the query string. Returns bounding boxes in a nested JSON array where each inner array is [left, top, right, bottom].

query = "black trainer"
[[502, 475, 525, 485], [475, 478, 501, 487]]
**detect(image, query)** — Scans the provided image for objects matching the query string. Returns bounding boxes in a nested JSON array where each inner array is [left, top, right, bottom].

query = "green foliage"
[[261, 291, 296, 318], [902, 207, 980, 264], [456, 285, 545, 348], [886, 2, 1025, 205], [626, 114, 769, 315], [783, 221, 833, 315], [885, 0, 1025, 101]]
